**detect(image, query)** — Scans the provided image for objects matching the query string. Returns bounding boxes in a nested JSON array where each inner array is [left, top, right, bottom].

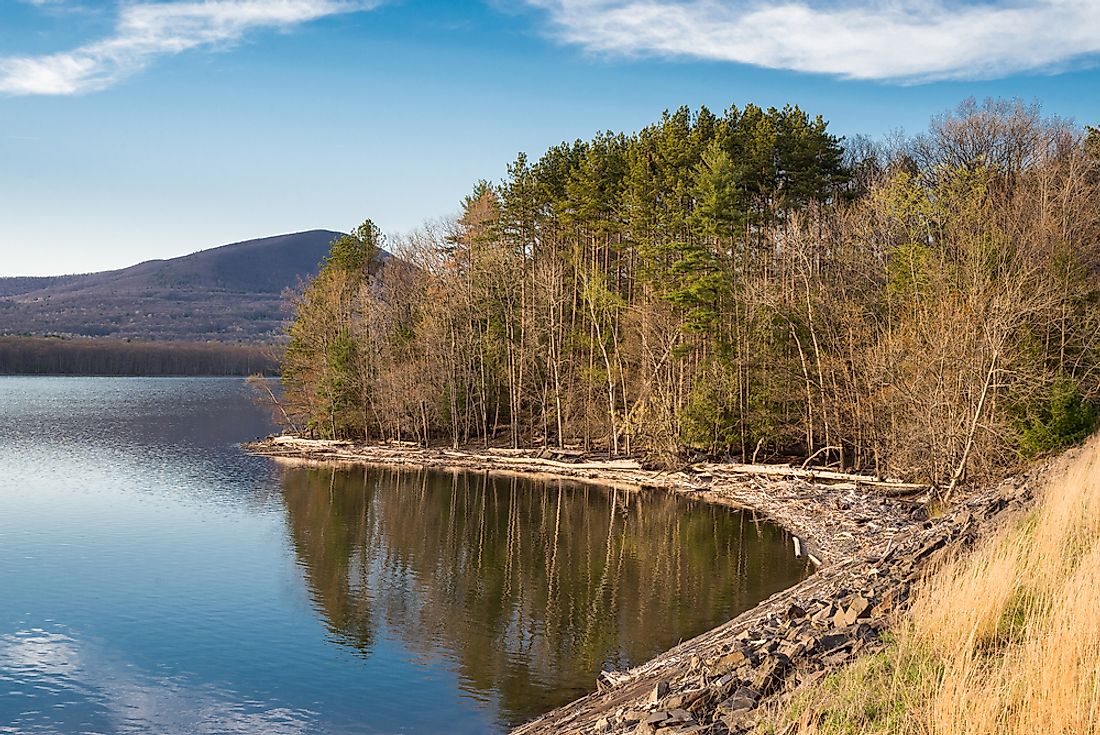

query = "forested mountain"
[[279, 101, 1100, 486], [0, 230, 343, 342]]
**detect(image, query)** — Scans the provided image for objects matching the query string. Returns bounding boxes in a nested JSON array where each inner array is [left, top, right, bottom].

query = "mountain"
[[0, 230, 341, 342]]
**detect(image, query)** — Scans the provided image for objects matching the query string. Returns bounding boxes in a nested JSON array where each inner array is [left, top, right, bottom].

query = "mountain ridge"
[[0, 229, 343, 342]]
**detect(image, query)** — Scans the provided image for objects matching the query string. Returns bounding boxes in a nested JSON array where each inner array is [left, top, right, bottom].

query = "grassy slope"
[[759, 437, 1100, 735]]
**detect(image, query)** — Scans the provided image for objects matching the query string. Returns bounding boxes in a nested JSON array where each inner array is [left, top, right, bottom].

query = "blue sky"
[[2, 0, 1100, 276]]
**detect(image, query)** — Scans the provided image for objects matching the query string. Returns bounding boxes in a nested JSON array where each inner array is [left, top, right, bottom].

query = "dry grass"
[[762, 436, 1100, 735]]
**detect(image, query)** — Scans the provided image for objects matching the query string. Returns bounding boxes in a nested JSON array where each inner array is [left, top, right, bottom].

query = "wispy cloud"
[[1, 0, 377, 95], [525, 0, 1100, 82]]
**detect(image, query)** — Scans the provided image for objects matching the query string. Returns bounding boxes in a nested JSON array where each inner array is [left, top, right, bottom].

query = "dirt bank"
[[245, 436, 1038, 734]]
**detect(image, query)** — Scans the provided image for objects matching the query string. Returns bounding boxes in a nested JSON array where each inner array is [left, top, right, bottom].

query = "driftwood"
[[702, 461, 926, 491], [266, 436, 925, 493], [438, 449, 642, 472]]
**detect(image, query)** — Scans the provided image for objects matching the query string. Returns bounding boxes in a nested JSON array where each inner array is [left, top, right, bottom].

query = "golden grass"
[[762, 436, 1100, 735]]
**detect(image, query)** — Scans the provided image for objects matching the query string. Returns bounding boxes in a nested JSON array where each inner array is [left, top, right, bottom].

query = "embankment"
[[758, 439, 1100, 735]]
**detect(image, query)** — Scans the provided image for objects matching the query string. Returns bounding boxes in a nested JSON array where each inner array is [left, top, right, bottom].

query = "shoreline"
[[245, 436, 1038, 735]]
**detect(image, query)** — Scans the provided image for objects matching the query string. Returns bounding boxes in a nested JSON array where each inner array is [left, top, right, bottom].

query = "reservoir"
[[0, 377, 810, 734]]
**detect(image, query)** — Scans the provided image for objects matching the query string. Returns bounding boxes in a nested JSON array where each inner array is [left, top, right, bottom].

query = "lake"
[[0, 377, 810, 734]]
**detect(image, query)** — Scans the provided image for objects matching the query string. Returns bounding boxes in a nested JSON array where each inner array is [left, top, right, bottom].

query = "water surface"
[[0, 377, 810, 733]]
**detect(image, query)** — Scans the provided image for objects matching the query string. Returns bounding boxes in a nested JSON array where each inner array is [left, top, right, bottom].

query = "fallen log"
[[704, 462, 926, 491]]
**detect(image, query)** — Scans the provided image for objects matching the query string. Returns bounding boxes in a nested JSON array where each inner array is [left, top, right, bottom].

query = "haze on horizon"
[[3, 0, 1100, 277]]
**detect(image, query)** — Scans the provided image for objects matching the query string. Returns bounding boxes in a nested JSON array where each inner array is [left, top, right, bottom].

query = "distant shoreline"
[[0, 335, 280, 377]]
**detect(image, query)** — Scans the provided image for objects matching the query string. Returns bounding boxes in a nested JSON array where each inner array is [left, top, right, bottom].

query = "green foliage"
[[1015, 376, 1097, 458], [886, 241, 933, 304], [680, 372, 740, 453], [691, 140, 745, 241], [327, 219, 382, 274], [666, 244, 724, 332]]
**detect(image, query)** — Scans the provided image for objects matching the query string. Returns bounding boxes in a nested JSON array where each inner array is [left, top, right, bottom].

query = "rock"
[[778, 638, 809, 659], [709, 648, 750, 674], [844, 595, 872, 623], [783, 602, 806, 621], [913, 535, 947, 562], [651, 680, 670, 703], [640, 709, 694, 733], [647, 711, 673, 725], [750, 653, 790, 694], [718, 685, 760, 714], [668, 709, 694, 723], [664, 688, 707, 711], [817, 631, 850, 652]]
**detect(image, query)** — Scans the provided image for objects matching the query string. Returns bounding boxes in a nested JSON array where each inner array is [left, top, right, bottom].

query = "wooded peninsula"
[[280, 99, 1100, 489]]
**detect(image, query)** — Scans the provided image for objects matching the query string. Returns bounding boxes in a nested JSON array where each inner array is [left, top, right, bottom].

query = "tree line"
[[0, 336, 278, 376], [281, 99, 1100, 486]]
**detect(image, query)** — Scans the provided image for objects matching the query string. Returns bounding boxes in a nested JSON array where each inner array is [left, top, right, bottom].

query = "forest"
[[0, 336, 278, 376], [280, 99, 1100, 487]]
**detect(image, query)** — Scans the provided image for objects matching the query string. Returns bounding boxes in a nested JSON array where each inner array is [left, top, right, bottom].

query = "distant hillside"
[[0, 230, 343, 342]]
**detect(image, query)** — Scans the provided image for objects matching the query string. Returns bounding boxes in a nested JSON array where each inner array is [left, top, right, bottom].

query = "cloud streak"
[[1, 0, 376, 95], [525, 0, 1100, 82]]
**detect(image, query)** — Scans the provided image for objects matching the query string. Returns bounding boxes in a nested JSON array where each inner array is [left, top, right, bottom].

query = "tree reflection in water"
[[279, 465, 810, 727]]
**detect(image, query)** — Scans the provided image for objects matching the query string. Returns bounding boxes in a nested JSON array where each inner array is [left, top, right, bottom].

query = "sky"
[[2, 0, 1100, 277]]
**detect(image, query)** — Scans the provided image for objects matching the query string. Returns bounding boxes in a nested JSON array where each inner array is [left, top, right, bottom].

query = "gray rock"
[[718, 684, 761, 714], [750, 653, 790, 694], [667, 709, 694, 723], [663, 688, 706, 712], [817, 631, 850, 652]]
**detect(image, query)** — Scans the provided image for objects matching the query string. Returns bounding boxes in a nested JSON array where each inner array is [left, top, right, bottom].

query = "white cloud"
[[525, 0, 1100, 81], [1, 0, 377, 95]]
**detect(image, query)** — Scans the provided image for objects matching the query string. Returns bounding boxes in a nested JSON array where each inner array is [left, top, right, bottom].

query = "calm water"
[[0, 378, 810, 734]]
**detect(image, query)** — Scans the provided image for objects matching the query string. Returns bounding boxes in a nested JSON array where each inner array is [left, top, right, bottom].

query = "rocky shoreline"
[[245, 436, 1040, 735]]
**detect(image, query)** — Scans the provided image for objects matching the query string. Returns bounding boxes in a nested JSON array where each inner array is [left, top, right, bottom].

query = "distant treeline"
[[0, 336, 280, 376]]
